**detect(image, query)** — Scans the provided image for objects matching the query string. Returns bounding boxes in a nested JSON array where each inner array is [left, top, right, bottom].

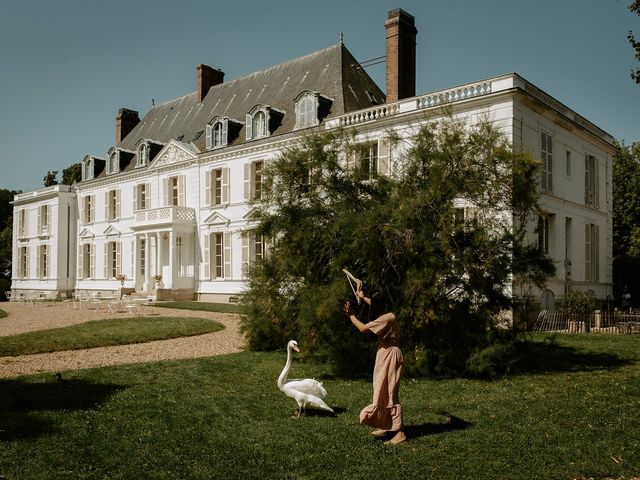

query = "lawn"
[[154, 301, 245, 314], [0, 308, 6, 319], [0, 317, 223, 356], [1, 334, 639, 480]]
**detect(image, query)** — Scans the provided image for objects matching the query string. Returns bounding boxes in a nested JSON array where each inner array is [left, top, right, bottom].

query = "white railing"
[[134, 206, 196, 227], [416, 82, 492, 109], [335, 104, 400, 127]]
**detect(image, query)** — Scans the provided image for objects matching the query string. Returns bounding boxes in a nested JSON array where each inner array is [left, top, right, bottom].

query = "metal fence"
[[533, 310, 640, 335]]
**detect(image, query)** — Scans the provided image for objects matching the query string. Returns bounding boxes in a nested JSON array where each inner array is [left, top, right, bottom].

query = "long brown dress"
[[359, 312, 404, 432]]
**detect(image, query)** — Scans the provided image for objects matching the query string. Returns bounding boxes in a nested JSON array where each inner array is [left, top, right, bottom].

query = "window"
[[164, 175, 185, 207], [134, 183, 149, 211], [359, 142, 379, 179], [585, 223, 600, 282], [541, 131, 553, 192], [82, 157, 94, 181], [38, 205, 50, 236], [19, 246, 28, 278], [244, 161, 265, 201], [107, 151, 119, 175], [295, 93, 318, 129], [246, 106, 281, 141], [138, 142, 149, 167], [537, 214, 551, 254], [18, 208, 28, 238], [253, 111, 266, 138], [105, 241, 121, 279], [38, 244, 48, 278], [83, 195, 95, 223], [585, 154, 599, 208], [565, 217, 573, 281], [206, 168, 229, 207], [78, 243, 95, 279], [349, 138, 391, 178], [105, 190, 121, 221], [204, 232, 231, 279], [566, 150, 571, 177], [139, 239, 146, 276], [242, 231, 265, 276]]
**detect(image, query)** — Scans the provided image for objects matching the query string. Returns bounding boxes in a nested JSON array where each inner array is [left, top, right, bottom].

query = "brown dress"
[[359, 312, 404, 431]]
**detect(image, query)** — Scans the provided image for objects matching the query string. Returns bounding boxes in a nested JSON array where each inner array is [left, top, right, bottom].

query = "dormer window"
[[294, 91, 332, 130], [137, 142, 149, 167], [82, 156, 94, 181], [107, 149, 119, 175], [205, 116, 243, 150], [246, 105, 283, 141]]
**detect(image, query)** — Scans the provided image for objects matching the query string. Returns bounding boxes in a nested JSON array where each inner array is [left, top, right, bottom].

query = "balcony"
[[133, 206, 196, 229]]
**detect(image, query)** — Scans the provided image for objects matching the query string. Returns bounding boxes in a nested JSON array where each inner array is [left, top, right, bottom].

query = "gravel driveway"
[[0, 302, 245, 379]]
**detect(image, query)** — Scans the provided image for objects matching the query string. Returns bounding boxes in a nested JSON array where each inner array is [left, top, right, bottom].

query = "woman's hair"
[[368, 291, 389, 320]]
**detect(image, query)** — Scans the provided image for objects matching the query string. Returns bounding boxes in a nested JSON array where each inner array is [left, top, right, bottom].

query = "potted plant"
[[153, 274, 163, 289], [115, 274, 126, 298]]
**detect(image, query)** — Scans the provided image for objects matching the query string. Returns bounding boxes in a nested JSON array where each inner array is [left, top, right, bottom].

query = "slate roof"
[[114, 43, 384, 168]]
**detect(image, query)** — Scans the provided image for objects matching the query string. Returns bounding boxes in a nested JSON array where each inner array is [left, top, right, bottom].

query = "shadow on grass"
[[0, 376, 127, 441], [513, 339, 633, 375]]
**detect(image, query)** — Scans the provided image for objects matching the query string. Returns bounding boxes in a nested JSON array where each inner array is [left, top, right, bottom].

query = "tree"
[[43, 170, 59, 187], [0, 188, 20, 283], [612, 142, 640, 258], [62, 163, 82, 185], [630, 0, 640, 84], [241, 117, 554, 378]]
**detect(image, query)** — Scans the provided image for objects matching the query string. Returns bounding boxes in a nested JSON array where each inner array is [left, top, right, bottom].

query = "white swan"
[[277, 340, 334, 417]]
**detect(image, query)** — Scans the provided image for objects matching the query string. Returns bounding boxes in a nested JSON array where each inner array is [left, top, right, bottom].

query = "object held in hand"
[[342, 268, 363, 304]]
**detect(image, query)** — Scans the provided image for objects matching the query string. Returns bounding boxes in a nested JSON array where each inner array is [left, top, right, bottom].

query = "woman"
[[344, 291, 406, 444]]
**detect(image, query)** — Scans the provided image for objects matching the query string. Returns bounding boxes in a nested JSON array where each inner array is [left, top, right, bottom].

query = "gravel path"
[[0, 302, 245, 379]]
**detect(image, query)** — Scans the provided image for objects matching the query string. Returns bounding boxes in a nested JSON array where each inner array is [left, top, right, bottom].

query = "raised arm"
[[343, 301, 369, 333]]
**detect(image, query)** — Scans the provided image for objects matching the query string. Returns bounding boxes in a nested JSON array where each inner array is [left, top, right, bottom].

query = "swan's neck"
[[277, 346, 293, 390]]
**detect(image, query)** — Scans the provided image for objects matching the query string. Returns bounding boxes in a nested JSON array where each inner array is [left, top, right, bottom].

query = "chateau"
[[11, 9, 614, 309]]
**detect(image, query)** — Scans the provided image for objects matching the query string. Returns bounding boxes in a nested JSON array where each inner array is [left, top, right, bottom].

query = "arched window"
[[138, 143, 149, 167], [82, 158, 93, 181], [252, 110, 267, 138], [107, 151, 118, 175], [213, 121, 224, 147], [295, 92, 318, 129]]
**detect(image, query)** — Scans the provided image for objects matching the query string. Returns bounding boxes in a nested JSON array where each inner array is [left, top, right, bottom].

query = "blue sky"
[[1, 0, 638, 192]]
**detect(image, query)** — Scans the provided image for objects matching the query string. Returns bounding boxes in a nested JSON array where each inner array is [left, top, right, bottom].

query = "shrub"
[[559, 290, 597, 315]]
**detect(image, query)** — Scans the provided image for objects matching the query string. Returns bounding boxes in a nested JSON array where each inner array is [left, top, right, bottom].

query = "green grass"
[[154, 301, 245, 314], [0, 308, 6, 319], [0, 316, 224, 357], [1, 334, 639, 479]]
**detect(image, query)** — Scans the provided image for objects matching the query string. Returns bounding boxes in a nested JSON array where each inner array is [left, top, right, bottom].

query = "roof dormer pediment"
[[148, 140, 199, 169]]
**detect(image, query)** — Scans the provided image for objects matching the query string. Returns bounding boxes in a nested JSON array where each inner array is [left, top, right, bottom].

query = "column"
[[144, 233, 151, 291], [169, 230, 175, 289], [157, 232, 164, 285]]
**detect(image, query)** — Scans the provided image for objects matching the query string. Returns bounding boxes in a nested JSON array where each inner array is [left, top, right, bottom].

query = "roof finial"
[[339, 31, 344, 45]]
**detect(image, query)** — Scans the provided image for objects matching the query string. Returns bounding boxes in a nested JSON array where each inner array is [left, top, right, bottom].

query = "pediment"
[[79, 227, 94, 239], [149, 140, 198, 168], [242, 207, 261, 220], [203, 212, 230, 226], [103, 225, 121, 237]]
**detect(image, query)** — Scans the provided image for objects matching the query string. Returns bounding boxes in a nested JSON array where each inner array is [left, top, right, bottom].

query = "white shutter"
[[244, 163, 251, 201], [133, 186, 138, 212], [90, 195, 95, 222], [25, 247, 29, 279], [47, 205, 52, 232], [89, 244, 95, 279], [222, 167, 230, 204], [163, 178, 170, 207], [104, 243, 109, 279], [241, 233, 249, 277], [205, 170, 212, 206], [178, 175, 186, 206], [206, 124, 212, 149], [116, 241, 122, 276], [77, 244, 84, 280], [246, 114, 253, 140], [224, 232, 232, 279], [595, 158, 600, 209], [594, 224, 600, 282], [584, 155, 589, 205], [547, 135, 553, 192], [377, 138, 390, 176], [36, 246, 41, 279], [585, 224, 592, 283], [105, 192, 109, 220], [116, 190, 121, 219], [37, 207, 42, 235], [222, 119, 228, 146], [203, 234, 210, 280], [249, 231, 256, 266]]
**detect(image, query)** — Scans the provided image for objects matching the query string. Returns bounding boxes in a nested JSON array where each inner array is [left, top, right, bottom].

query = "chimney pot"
[[115, 108, 140, 144], [198, 64, 224, 102], [385, 8, 417, 103]]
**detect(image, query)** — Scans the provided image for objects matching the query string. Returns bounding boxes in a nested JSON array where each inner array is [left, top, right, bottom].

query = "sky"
[[1, 0, 638, 193]]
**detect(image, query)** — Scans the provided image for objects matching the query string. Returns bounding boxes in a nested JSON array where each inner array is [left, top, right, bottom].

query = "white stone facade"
[[11, 72, 614, 308]]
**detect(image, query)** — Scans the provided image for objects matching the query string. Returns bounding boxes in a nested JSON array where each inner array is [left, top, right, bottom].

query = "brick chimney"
[[385, 8, 417, 103], [198, 64, 224, 102], [115, 108, 140, 144]]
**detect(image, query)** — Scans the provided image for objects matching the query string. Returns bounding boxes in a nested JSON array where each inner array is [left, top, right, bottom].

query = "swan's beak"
[[293, 345, 300, 352]]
